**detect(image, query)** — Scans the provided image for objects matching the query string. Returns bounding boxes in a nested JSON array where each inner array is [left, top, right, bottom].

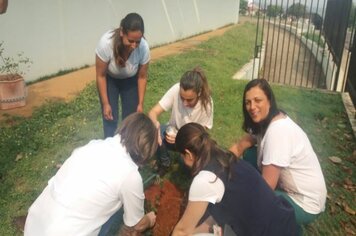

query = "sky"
[[252, 0, 354, 15]]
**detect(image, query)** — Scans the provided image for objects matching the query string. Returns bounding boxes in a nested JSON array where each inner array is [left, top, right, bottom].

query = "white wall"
[[0, 0, 239, 82]]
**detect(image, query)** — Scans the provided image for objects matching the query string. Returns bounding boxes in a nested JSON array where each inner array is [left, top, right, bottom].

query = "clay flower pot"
[[0, 74, 26, 110]]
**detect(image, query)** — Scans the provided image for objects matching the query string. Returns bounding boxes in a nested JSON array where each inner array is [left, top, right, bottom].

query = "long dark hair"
[[180, 67, 212, 113], [116, 112, 158, 165], [175, 123, 235, 179], [111, 12, 144, 67], [242, 78, 279, 136]]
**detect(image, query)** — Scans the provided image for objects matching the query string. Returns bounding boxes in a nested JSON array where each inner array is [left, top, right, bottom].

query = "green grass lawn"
[[1, 21, 355, 235]]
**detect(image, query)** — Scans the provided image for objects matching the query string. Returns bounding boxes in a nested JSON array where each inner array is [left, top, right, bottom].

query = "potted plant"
[[0, 41, 32, 110]]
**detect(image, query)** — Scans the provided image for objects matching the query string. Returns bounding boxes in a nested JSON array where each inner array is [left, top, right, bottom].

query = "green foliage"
[[287, 3, 307, 20], [0, 21, 355, 236], [266, 4, 284, 18], [0, 41, 32, 78], [239, 0, 248, 14], [302, 32, 325, 48]]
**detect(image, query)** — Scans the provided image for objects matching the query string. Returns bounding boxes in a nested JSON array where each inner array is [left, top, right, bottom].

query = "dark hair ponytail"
[[242, 78, 279, 136], [111, 13, 145, 67], [175, 123, 233, 179], [180, 67, 212, 113]]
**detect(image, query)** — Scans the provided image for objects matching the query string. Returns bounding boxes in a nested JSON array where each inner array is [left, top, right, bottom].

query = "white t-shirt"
[[95, 30, 150, 79], [257, 116, 327, 214], [24, 135, 145, 236], [159, 83, 213, 129], [189, 171, 225, 203]]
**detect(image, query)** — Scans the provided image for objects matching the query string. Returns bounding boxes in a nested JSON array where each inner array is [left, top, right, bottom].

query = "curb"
[[341, 92, 356, 139]]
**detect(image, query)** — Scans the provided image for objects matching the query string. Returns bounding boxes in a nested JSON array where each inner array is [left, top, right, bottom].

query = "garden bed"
[[144, 179, 187, 235]]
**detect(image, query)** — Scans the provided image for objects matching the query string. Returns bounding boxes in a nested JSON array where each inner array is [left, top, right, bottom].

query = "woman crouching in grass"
[[172, 122, 297, 236], [25, 113, 158, 236]]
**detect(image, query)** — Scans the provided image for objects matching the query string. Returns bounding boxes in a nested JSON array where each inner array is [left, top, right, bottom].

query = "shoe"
[[160, 157, 171, 168], [157, 154, 170, 177], [157, 144, 171, 167]]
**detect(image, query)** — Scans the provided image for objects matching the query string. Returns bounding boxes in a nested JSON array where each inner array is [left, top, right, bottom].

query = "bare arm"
[[172, 201, 209, 236], [119, 211, 156, 236], [229, 134, 256, 158], [136, 63, 149, 113], [95, 55, 113, 120], [193, 216, 217, 234], [148, 103, 165, 125], [261, 164, 281, 190], [148, 103, 165, 145], [148, 103, 178, 145]]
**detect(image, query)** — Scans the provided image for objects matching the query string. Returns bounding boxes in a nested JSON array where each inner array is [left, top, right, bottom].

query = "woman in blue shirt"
[[96, 13, 150, 138]]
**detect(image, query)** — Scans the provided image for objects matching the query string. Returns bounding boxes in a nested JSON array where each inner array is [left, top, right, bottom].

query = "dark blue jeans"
[[157, 124, 176, 166], [100, 74, 138, 138], [98, 208, 124, 236]]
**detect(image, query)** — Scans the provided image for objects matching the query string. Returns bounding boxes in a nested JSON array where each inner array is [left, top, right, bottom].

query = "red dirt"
[[144, 180, 187, 236]]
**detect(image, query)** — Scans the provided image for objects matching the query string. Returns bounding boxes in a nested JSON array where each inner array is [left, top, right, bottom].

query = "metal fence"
[[251, 0, 355, 100], [346, 4, 356, 105]]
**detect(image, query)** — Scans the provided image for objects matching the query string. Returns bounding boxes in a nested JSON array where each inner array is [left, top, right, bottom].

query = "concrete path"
[[262, 22, 325, 88]]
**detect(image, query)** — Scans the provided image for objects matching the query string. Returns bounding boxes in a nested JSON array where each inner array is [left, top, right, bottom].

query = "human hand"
[[165, 126, 177, 144], [146, 211, 156, 228], [136, 103, 143, 113], [103, 104, 113, 120], [229, 143, 241, 158], [165, 133, 176, 144]]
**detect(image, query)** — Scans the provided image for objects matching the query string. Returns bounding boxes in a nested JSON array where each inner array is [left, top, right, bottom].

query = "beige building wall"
[[0, 0, 239, 82]]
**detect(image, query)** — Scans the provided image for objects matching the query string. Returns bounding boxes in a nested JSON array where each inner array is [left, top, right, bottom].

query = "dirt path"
[[262, 23, 325, 88], [0, 24, 235, 120]]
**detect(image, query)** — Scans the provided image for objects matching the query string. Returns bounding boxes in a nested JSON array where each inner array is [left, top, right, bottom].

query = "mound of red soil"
[[145, 180, 187, 236]]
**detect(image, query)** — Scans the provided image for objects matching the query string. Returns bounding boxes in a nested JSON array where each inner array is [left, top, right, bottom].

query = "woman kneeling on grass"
[[148, 67, 213, 173], [229, 78, 327, 234], [172, 123, 297, 236], [24, 113, 158, 236]]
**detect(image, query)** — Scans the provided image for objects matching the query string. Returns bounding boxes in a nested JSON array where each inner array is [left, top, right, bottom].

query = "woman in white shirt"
[[172, 123, 297, 236], [96, 13, 150, 138], [149, 67, 213, 173], [24, 113, 158, 236], [229, 78, 327, 233]]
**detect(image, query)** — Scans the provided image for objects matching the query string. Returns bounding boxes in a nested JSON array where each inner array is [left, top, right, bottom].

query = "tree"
[[312, 13, 323, 30], [266, 4, 283, 18], [287, 3, 306, 20], [240, 0, 248, 15]]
